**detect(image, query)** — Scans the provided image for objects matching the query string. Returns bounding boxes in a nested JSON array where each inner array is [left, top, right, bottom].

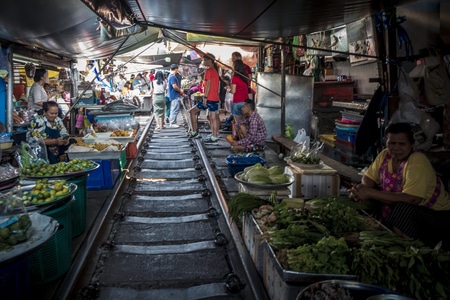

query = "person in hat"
[[189, 53, 220, 142], [167, 64, 184, 128]]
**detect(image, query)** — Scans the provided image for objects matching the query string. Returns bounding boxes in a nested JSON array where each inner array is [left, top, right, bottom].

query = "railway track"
[[60, 112, 269, 300]]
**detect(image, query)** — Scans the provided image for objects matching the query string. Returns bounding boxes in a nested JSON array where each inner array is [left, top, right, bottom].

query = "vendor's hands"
[[55, 137, 70, 146], [348, 183, 372, 202]]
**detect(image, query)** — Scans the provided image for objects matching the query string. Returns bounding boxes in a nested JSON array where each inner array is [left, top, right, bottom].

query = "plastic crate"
[[225, 155, 266, 176], [0, 257, 30, 300], [30, 198, 73, 284], [86, 159, 120, 190], [67, 175, 87, 238], [336, 129, 357, 143]]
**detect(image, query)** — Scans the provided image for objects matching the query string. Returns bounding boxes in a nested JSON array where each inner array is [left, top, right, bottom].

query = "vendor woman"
[[349, 122, 450, 249], [28, 101, 71, 164]]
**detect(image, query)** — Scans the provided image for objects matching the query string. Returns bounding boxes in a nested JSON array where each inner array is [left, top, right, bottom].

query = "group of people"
[[184, 51, 266, 151]]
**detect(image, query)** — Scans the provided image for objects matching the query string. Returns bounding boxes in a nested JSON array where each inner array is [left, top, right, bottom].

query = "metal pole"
[[280, 43, 286, 137], [6, 46, 13, 133]]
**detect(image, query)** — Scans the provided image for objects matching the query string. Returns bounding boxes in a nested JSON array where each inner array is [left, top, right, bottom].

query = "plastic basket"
[[30, 198, 73, 284], [0, 257, 30, 300], [226, 155, 266, 176], [67, 174, 87, 238]]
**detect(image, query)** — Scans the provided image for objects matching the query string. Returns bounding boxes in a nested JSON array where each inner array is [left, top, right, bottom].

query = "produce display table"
[[241, 214, 356, 299], [23, 163, 100, 238]]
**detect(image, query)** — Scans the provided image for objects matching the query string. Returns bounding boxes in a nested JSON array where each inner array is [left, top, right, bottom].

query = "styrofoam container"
[[83, 132, 133, 144], [67, 148, 126, 160], [285, 166, 340, 199]]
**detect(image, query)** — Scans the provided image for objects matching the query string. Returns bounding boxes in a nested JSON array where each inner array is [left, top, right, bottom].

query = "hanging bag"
[[423, 49, 450, 106]]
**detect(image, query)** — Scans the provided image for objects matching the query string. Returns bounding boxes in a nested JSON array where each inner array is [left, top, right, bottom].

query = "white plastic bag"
[[294, 128, 310, 148], [388, 102, 439, 151]]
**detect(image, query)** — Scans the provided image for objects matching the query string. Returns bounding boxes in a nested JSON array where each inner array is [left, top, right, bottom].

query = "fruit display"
[[236, 164, 291, 185], [0, 179, 73, 208], [0, 214, 32, 251], [21, 159, 97, 177], [22, 179, 71, 206]]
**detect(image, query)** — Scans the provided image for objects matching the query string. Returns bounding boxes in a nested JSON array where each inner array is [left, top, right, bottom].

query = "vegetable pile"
[[227, 193, 450, 299], [235, 164, 290, 185]]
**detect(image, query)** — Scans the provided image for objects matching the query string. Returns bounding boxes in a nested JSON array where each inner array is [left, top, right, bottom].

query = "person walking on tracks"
[[167, 64, 184, 128], [152, 71, 167, 131], [189, 53, 221, 142]]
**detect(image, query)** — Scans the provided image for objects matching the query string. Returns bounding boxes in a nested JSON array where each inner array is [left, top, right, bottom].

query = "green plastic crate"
[[30, 199, 73, 284]]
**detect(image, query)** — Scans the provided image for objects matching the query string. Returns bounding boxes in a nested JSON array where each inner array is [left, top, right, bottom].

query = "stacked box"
[[285, 164, 339, 199]]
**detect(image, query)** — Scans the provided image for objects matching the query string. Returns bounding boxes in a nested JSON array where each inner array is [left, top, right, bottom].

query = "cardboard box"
[[285, 165, 340, 199]]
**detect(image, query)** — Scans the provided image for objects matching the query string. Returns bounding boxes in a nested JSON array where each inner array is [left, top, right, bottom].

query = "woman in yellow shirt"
[[350, 122, 450, 249]]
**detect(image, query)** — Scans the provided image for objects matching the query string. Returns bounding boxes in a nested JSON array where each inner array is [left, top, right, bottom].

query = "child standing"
[[75, 108, 85, 136]]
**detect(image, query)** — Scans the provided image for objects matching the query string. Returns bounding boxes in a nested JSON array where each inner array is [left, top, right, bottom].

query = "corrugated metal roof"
[[0, 0, 416, 60]]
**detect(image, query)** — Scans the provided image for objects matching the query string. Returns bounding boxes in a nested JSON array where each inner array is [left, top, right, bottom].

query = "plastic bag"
[[15, 141, 49, 169], [285, 124, 295, 140], [293, 128, 310, 148], [289, 141, 324, 164], [398, 67, 420, 107], [388, 103, 439, 150], [423, 51, 450, 106]]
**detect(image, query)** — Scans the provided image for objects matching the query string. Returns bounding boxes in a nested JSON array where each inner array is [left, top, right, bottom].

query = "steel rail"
[[193, 138, 270, 300]]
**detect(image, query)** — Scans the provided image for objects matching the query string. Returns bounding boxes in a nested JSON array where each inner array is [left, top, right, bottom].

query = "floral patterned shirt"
[[28, 114, 68, 142]]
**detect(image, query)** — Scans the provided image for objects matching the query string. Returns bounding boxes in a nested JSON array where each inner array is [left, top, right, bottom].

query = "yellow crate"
[[319, 134, 335, 147]]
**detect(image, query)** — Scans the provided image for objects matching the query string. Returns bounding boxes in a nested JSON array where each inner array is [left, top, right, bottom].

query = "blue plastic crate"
[[87, 159, 121, 190], [336, 129, 357, 143], [0, 257, 30, 300], [226, 155, 266, 176]]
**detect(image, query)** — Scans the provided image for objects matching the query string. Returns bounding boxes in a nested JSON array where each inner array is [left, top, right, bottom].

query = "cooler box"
[[285, 165, 340, 199]]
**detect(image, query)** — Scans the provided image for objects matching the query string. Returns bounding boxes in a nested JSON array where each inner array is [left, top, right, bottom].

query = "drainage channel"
[[73, 118, 268, 300]]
